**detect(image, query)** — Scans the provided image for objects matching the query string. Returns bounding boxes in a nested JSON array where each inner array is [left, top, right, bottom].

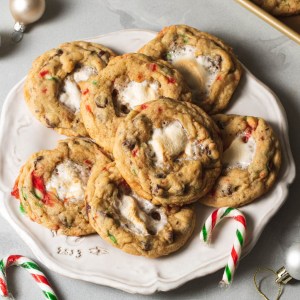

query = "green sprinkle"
[[47, 76, 59, 82], [107, 231, 117, 244], [19, 203, 25, 214], [180, 34, 189, 43], [166, 53, 172, 60], [131, 168, 137, 176], [92, 80, 98, 85]]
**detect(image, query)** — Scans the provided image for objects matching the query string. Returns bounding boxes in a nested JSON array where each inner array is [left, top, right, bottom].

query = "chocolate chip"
[[221, 185, 236, 196], [201, 145, 211, 156], [183, 184, 189, 194], [148, 229, 156, 236], [98, 51, 110, 64], [141, 240, 152, 251], [36, 155, 44, 162], [155, 173, 166, 179], [45, 118, 57, 128], [122, 140, 136, 150], [98, 50, 106, 57], [75, 62, 82, 69], [95, 95, 108, 108], [34, 156, 44, 168], [59, 214, 74, 228], [216, 120, 225, 130], [120, 104, 130, 114], [151, 211, 161, 221], [56, 49, 63, 56]]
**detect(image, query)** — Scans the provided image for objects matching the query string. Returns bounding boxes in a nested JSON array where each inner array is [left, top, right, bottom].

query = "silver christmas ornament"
[[9, 0, 46, 42], [276, 242, 300, 284]]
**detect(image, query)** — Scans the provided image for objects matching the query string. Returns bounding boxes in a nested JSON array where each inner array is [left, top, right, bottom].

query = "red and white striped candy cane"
[[0, 255, 58, 300], [200, 207, 247, 286]]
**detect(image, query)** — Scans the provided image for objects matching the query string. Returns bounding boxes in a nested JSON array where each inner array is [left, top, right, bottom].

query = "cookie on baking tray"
[[24, 41, 116, 137], [138, 24, 242, 114], [86, 161, 196, 258], [252, 0, 300, 16], [80, 53, 192, 153], [113, 97, 223, 206], [11, 138, 111, 236], [199, 114, 281, 208]]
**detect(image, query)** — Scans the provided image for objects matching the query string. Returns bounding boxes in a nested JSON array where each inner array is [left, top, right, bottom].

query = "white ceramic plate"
[[0, 29, 296, 294]]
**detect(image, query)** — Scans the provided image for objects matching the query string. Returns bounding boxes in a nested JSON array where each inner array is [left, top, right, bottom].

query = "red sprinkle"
[[158, 106, 163, 113], [84, 160, 92, 165], [82, 88, 89, 95], [41, 87, 47, 94], [39, 70, 49, 78], [31, 172, 52, 205], [11, 180, 20, 199], [216, 75, 222, 81], [141, 103, 148, 110], [132, 148, 138, 157], [149, 63, 157, 72], [167, 77, 176, 84], [85, 104, 92, 113], [43, 193, 53, 206], [242, 125, 252, 143], [32, 172, 46, 194]]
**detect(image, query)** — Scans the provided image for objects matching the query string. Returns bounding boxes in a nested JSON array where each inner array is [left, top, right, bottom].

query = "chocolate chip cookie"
[[24, 41, 116, 137], [11, 138, 111, 236], [139, 25, 242, 114], [86, 161, 196, 258], [199, 114, 281, 207], [252, 0, 300, 16], [113, 97, 223, 206]]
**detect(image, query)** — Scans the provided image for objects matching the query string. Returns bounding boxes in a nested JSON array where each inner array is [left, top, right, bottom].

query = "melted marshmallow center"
[[116, 194, 167, 236], [149, 121, 188, 164], [59, 66, 97, 112], [223, 136, 256, 169], [117, 80, 159, 109], [168, 45, 220, 94], [46, 160, 90, 202]]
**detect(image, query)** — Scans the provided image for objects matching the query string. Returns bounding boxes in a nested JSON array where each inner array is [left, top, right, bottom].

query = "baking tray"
[[236, 0, 300, 44]]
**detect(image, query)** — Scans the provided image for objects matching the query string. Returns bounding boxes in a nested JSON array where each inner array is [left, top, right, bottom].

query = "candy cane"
[[0, 255, 58, 300], [200, 207, 247, 286]]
